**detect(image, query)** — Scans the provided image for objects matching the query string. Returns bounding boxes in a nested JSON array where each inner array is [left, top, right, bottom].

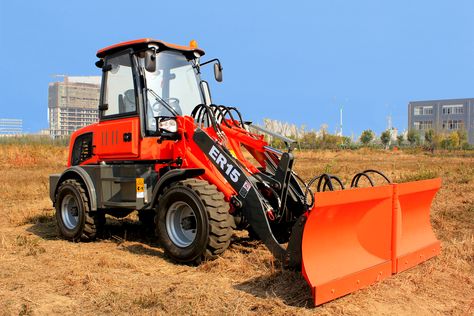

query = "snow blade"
[[301, 185, 394, 306], [300, 178, 441, 306], [392, 178, 441, 273]]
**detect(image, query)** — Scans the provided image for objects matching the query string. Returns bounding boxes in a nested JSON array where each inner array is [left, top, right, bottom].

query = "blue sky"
[[1, 1, 473, 136]]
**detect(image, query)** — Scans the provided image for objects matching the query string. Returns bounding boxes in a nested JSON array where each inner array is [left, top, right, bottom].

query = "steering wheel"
[[152, 97, 182, 116]]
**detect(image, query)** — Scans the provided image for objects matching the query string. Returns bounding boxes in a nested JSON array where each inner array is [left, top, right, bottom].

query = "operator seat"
[[122, 89, 136, 113]]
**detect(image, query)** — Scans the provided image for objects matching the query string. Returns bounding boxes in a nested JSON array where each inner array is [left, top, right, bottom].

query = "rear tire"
[[55, 179, 101, 241], [155, 179, 234, 264]]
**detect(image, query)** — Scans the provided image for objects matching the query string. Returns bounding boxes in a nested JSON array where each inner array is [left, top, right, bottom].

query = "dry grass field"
[[0, 143, 473, 315]]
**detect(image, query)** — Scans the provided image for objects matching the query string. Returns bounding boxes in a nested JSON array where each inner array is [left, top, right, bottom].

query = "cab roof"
[[96, 38, 205, 58]]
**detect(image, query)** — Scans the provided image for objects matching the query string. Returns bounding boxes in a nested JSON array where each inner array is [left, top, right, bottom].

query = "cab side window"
[[102, 54, 136, 117]]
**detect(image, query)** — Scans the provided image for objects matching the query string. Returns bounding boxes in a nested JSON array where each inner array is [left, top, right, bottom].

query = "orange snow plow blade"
[[300, 178, 441, 306], [301, 185, 393, 306], [392, 178, 441, 273]]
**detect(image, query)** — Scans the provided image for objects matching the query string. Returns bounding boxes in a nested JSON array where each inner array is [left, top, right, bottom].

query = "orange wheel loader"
[[49, 38, 442, 305]]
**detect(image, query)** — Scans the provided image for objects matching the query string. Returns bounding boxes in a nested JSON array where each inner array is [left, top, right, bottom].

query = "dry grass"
[[0, 144, 473, 315]]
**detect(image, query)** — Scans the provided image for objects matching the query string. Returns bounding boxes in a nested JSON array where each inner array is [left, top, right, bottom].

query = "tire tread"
[[155, 178, 234, 263], [56, 179, 99, 241]]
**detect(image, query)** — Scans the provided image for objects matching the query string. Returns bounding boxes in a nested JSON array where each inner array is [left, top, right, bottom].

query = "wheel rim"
[[61, 194, 79, 230], [165, 201, 197, 247]]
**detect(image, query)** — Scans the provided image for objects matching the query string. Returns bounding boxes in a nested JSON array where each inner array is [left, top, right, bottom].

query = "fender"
[[50, 166, 98, 211], [150, 168, 205, 205]]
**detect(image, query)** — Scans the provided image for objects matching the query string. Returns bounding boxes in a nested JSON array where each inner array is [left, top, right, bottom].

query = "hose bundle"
[[302, 169, 391, 209]]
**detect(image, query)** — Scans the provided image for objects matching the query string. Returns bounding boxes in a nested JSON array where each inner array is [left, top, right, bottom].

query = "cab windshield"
[[144, 51, 203, 132]]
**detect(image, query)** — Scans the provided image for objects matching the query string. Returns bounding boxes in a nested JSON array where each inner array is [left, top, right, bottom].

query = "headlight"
[[158, 118, 178, 133]]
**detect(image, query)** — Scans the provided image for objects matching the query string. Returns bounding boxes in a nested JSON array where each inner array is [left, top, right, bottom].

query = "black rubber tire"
[[155, 179, 234, 264], [55, 179, 100, 241]]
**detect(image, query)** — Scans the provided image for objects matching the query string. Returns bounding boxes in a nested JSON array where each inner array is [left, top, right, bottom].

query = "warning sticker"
[[239, 180, 252, 198], [136, 178, 145, 199]]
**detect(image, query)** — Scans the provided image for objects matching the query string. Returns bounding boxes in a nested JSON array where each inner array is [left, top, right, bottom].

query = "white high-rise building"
[[0, 118, 23, 135]]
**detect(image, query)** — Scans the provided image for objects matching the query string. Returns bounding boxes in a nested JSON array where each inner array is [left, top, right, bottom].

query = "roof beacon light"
[[189, 40, 198, 49]]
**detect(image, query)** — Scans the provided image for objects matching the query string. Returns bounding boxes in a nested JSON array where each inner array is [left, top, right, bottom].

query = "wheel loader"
[[49, 38, 441, 306]]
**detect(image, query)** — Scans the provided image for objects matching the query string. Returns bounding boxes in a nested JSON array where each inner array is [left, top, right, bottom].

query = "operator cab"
[[89, 38, 222, 162], [96, 38, 221, 130]]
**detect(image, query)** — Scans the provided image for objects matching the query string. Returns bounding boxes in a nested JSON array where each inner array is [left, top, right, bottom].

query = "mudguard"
[[50, 166, 98, 211]]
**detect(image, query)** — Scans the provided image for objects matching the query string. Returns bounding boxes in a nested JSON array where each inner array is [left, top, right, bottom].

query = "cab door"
[[94, 52, 140, 160]]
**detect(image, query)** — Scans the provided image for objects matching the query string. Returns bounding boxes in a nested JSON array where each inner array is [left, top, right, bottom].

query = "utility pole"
[[333, 97, 345, 137], [339, 105, 343, 137], [387, 113, 392, 130], [386, 113, 393, 146]]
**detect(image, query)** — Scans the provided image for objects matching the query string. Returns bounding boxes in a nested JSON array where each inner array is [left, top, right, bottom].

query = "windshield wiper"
[[147, 88, 179, 116]]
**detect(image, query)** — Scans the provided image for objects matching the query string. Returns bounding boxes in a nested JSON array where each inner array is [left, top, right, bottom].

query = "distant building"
[[0, 118, 23, 135], [37, 128, 50, 136], [48, 76, 100, 138], [408, 98, 474, 144]]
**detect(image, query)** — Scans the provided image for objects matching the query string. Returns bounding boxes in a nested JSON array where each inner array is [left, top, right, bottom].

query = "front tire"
[[55, 179, 101, 241], [155, 179, 234, 264]]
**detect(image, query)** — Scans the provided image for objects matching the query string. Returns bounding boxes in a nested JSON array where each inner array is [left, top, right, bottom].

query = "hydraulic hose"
[[350, 169, 391, 188], [303, 173, 345, 208]]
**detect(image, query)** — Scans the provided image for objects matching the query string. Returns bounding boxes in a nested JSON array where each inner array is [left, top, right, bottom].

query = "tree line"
[[258, 119, 470, 150], [358, 128, 469, 150]]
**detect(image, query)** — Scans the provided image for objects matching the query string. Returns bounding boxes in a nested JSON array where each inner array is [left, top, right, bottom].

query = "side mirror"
[[214, 62, 223, 82], [95, 59, 104, 68], [200, 80, 212, 105], [145, 50, 156, 72]]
